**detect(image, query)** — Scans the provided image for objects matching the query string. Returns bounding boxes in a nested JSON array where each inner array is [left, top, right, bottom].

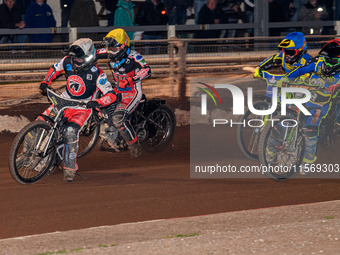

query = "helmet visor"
[[284, 49, 299, 57], [108, 44, 125, 55], [73, 57, 84, 67], [102, 37, 125, 55], [323, 55, 340, 67], [68, 45, 85, 58]]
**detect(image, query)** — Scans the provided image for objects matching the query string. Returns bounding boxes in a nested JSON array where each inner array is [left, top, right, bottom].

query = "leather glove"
[[118, 77, 133, 89], [253, 67, 262, 78], [39, 82, 49, 96], [86, 101, 100, 109]]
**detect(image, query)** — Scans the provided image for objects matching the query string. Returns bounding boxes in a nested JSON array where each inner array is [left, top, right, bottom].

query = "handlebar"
[[46, 89, 88, 110]]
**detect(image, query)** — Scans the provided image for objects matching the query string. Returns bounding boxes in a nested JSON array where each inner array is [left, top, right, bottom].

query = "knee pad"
[[112, 110, 127, 128], [63, 122, 81, 144], [304, 126, 318, 138]]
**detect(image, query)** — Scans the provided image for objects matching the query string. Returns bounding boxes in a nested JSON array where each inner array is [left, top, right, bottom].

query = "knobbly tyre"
[[9, 89, 176, 184], [257, 84, 340, 181], [236, 71, 286, 160]]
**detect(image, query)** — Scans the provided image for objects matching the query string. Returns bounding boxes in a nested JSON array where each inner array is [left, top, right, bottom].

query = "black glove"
[[39, 82, 49, 96], [86, 101, 100, 109]]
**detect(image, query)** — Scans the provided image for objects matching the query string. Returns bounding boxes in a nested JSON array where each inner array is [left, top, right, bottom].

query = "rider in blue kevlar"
[[279, 39, 340, 172], [254, 32, 313, 77]]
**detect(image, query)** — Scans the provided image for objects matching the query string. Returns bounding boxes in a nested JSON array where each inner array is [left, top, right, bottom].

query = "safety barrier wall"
[[0, 34, 337, 102]]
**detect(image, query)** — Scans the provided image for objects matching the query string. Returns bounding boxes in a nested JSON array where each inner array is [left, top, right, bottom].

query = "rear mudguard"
[[139, 97, 166, 115]]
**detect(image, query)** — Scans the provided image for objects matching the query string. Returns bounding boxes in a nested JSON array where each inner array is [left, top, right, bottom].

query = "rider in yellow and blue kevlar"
[[279, 39, 340, 171], [254, 32, 313, 78]]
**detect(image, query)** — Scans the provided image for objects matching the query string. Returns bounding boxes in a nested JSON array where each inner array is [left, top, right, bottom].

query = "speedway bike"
[[257, 85, 340, 181], [9, 89, 176, 184]]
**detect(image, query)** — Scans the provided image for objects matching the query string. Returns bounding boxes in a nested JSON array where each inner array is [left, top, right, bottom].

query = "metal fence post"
[[177, 40, 187, 100], [168, 38, 176, 95], [69, 27, 78, 43], [336, 21, 340, 35], [254, 0, 268, 37], [168, 25, 177, 96], [168, 25, 176, 39]]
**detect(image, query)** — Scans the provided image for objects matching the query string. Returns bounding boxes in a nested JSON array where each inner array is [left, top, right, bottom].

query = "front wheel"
[[8, 121, 57, 184], [258, 115, 304, 181], [140, 104, 176, 152]]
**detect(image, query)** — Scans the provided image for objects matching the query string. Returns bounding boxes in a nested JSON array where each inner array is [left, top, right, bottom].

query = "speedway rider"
[[278, 39, 340, 172], [96, 28, 151, 158], [254, 32, 312, 77], [39, 38, 118, 182]]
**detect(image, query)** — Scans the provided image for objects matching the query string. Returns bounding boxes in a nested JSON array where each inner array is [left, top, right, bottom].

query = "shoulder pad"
[[129, 50, 147, 65], [129, 50, 139, 58], [55, 56, 68, 70], [98, 73, 108, 85]]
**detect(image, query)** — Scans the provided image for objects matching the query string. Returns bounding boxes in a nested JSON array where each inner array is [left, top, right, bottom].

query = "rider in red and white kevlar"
[[39, 38, 117, 182], [97, 28, 151, 158]]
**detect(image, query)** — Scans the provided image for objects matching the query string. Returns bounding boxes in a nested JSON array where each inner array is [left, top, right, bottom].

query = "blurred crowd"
[[0, 0, 55, 43], [0, 0, 338, 43]]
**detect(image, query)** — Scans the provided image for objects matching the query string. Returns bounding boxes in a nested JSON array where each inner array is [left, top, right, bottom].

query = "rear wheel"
[[9, 121, 57, 184], [140, 104, 176, 152], [236, 101, 271, 160]]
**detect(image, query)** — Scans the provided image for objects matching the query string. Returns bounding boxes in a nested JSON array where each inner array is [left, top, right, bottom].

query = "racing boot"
[[300, 129, 318, 175], [64, 169, 76, 182], [129, 143, 142, 158], [63, 126, 79, 182]]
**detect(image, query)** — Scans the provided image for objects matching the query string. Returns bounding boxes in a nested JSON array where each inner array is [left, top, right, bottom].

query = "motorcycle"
[[8, 89, 176, 184], [257, 83, 340, 181]]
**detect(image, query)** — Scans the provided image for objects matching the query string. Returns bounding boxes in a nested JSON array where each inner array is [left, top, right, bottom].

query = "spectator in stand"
[[299, 0, 328, 35], [15, 0, 30, 43], [105, 0, 117, 26], [69, 0, 99, 39], [25, 0, 56, 43], [268, 0, 285, 36], [217, 0, 241, 38], [135, 0, 167, 54], [320, 0, 332, 20], [243, 0, 254, 37], [163, 0, 192, 25], [318, 0, 332, 34], [60, 0, 75, 42], [114, 0, 135, 40], [16, 0, 30, 14], [195, 0, 220, 38], [60, 0, 74, 27], [290, 0, 308, 22], [277, 0, 294, 22], [0, 0, 25, 43], [336, 0, 340, 20], [194, 0, 206, 24]]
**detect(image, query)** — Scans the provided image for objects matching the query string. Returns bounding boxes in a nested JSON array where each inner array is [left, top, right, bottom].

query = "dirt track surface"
[[0, 76, 340, 253], [1, 201, 340, 255]]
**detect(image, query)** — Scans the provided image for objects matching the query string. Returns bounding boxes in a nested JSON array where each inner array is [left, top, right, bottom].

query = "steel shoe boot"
[[63, 169, 76, 182], [129, 143, 142, 158]]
